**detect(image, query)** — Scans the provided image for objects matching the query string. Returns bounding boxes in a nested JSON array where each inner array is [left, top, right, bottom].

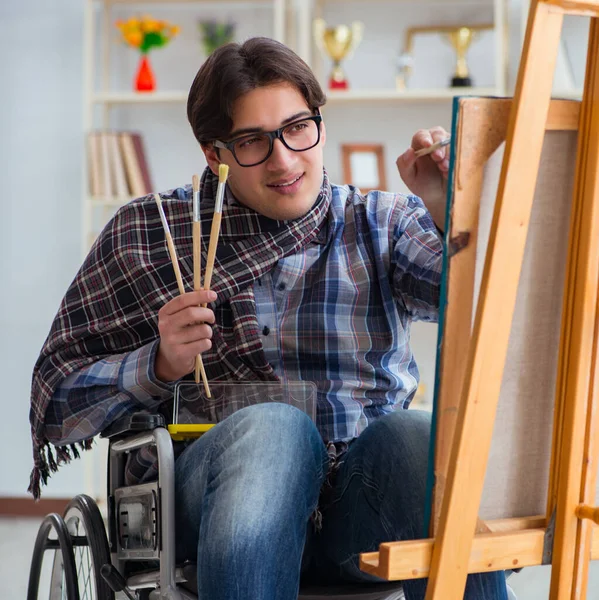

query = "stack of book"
[[87, 131, 153, 201]]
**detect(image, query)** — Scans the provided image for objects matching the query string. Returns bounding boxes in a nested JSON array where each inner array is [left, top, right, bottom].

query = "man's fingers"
[[167, 306, 216, 331], [160, 289, 217, 316], [186, 338, 213, 355], [171, 323, 214, 345], [396, 147, 417, 182], [411, 129, 433, 152], [411, 127, 450, 161]]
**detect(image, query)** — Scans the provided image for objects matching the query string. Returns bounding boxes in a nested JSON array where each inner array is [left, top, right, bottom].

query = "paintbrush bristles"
[[202, 165, 227, 306], [214, 164, 229, 213], [154, 194, 171, 236], [218, 163, 229, 182], [192, 174, 200, 192], [154, 194, 184, 296]]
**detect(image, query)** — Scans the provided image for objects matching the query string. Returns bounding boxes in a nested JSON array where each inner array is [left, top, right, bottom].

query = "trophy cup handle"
[[313, 18, 327, 56], [346, 21, 364, 60]]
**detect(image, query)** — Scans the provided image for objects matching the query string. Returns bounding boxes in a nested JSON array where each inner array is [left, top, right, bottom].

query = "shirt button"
[[278, 283, 286, 291], [262, 326, 270, 336]]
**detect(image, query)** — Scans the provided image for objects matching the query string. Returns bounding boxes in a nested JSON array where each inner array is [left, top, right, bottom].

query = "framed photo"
[[341, 144, 387, 193]]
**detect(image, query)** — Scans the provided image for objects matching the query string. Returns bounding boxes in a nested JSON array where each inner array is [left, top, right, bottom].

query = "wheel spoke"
[[81, 548, 94, 600], [73, 530, 94, 599], [61, 560, 66, 600]]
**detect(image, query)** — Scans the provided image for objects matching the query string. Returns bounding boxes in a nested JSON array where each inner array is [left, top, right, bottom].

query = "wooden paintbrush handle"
[[192, 222, 211, 397], [165, 233, 185, 295], [202, 212, 222, 307], [195, 356, 211, 397]]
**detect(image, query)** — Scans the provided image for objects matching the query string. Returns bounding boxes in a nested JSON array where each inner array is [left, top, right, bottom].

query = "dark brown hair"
[[187, 37, 327, 144]]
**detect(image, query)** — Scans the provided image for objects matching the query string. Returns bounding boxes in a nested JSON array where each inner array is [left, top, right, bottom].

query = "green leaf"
[[140, 31, 168, 53]]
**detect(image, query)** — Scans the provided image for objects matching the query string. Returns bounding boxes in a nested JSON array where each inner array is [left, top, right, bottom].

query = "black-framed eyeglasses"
[[214, 114, 323, 167]]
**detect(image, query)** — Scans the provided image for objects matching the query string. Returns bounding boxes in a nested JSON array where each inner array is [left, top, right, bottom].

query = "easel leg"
[[549, 15, 599, 600], [424, 2, 564, 598]]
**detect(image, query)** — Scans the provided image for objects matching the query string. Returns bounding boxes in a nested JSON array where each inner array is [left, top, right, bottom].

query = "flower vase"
[[135, 54, 156, 92]]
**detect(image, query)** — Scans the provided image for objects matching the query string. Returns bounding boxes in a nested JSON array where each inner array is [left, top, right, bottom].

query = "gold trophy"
[[447, 26, 476, 87], [396, 24, 491, 91], [313, 18, 363, 90]]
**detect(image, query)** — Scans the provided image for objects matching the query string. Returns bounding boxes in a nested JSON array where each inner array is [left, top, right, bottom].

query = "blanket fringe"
[[28, 437, 95, 500]]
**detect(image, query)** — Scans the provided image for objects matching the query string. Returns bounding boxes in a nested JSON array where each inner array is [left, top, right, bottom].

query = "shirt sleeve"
[[390, 194, 443, 322], [44, 339, 174, 445]]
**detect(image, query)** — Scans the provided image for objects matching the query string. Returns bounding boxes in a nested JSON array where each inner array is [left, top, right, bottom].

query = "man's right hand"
[[155, 290, 217, 382]]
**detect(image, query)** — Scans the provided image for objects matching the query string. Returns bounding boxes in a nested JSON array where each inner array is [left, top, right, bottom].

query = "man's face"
[[203, 82, 326, 221]]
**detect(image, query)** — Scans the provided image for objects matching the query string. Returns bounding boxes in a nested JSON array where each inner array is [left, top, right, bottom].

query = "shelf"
[[93, 91, 189, 104], [318, 0, 492, 3], [93, 87, 504, 106], [325, 87, 504, 102], [103, 0, 272, 4]]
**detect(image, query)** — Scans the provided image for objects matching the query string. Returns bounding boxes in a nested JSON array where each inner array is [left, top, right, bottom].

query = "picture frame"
[[341, 143, 387, 193]]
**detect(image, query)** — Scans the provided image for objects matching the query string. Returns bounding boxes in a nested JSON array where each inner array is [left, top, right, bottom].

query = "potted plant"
[[115, 15, 180, 92]]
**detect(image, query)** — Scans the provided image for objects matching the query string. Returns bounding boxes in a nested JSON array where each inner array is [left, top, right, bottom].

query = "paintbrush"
[[191, 175, 211, 397], [154, 192, 211, 398], [414, 137, 451, 158], [202, 163, 229, 308]]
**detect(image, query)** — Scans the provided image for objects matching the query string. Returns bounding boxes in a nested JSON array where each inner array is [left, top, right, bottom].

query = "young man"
[[29, 38, 508, 599]]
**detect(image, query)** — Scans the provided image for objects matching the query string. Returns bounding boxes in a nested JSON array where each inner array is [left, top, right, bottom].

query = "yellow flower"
[[144, 20, 161, 33], [115, 14, 179, 49], [125, 31, 143, 47]]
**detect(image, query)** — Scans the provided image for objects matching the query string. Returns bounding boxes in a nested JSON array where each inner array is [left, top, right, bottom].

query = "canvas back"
[[432, 97, 592, 525]]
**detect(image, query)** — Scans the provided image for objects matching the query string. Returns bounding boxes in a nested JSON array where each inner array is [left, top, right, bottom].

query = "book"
[[130, 133, 153, 194], [120, 132, 148, 197], [99, 131, 113, 198], [87, 130, 154, 199], [87, 132, 103, 197], [107, 132, 129, 199]]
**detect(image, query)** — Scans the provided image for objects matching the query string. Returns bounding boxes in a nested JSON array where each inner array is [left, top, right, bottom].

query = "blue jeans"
[[175, 403, 508, 600]]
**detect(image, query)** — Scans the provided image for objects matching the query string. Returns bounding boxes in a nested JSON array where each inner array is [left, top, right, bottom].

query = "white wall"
[[1, 0, 88, 497], [0, 0, 589, 499]]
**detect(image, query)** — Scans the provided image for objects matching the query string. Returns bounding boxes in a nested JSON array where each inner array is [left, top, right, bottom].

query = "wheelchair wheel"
[[60, 494, 115, 600], [27, 512, 79, 600]]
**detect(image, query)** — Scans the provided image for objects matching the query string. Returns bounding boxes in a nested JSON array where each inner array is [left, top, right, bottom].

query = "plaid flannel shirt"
[[45, 182, 442, 484]]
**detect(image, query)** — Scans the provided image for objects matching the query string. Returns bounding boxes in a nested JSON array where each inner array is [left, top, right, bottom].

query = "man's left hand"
[[396, 126, 450, 231]]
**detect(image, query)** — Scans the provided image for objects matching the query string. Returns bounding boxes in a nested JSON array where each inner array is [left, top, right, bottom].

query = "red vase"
[[135, 54, 156, 92]]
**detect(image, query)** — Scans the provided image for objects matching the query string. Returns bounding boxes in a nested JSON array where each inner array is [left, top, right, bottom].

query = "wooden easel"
[[359, 1, 599, 598]]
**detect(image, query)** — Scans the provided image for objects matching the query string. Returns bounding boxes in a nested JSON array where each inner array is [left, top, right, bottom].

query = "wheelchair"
[[27, 382, 406, 600]]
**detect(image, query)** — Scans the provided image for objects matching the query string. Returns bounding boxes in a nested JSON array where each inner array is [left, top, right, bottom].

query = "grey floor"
[[4, 517, 599, 600]]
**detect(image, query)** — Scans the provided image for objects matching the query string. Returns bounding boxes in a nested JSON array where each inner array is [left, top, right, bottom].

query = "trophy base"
[[451, 76, 473, 88], [329, 77, 348, 90]]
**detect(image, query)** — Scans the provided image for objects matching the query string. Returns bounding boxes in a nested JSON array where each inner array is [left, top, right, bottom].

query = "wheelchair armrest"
[[100, 412, 166, 439]]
